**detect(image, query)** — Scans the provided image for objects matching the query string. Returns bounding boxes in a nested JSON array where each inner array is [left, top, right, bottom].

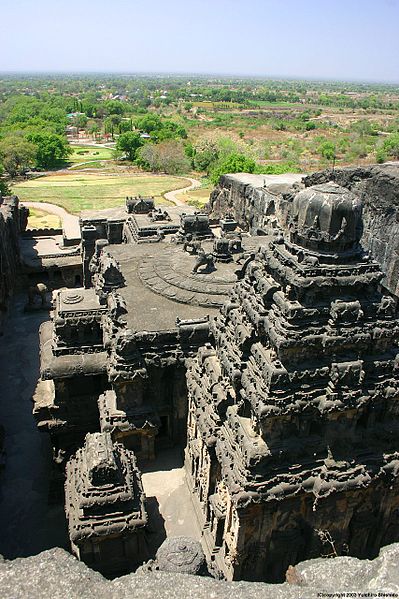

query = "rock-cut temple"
[[2, 164, 399, 583], [185, 182, 399, 581]]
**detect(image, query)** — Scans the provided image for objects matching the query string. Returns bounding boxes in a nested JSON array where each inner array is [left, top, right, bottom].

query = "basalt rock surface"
[[208, 173, 303, 235], [1, 544, 399, 599], [0, 195, 28, 332]]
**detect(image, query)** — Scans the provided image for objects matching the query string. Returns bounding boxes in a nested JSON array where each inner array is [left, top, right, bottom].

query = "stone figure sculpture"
[[183, 234, 202, 254], [191, 248, 215, 273], [27, 282, 48, 307]]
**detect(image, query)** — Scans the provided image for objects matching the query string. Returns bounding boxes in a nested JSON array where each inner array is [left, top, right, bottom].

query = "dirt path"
[[21, 175, 202, 230], [21, 201, 81, 243], [67, 158, 114, 170], [163, 177, 201, 206]]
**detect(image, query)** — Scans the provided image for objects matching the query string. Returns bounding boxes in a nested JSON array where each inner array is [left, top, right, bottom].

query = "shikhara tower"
[[185, 182, 399, 582]]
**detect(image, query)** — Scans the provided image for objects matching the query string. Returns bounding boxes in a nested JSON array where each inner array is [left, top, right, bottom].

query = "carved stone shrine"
[[185, 182, 399, 582]]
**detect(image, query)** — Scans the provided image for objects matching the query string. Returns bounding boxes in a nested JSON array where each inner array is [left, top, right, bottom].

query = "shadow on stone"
[[0, 297, 68, 558], [140, 446, 184, 475], [145, 496, 167, 559]]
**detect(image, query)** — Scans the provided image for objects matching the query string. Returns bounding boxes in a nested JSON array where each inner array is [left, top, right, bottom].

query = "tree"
[[104, 100, 125, 115], [137, 141, 191, 174], [210, 153, 257, 184], [0, 136, 36, 177], [135, 114, 163, 134], [134, 114, 187, 141], [118, 119, 133, 134], [26, 132, 71, 169], [0, 163, 10, 196], [71, 114, 88, 130], [383, 133, 399, 159], [116, 131, 143, 161], [88, 122, 101, 141], [318, 140, 336, 162], [193, 139, 219, 174], [104, 115, 121, 140]]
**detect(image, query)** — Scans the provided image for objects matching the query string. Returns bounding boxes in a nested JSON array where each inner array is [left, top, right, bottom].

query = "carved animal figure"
[[228, 237, 243, 253], [192, 249, 215, 273], [28, 283, 48, 306], [183, 234, 202, 254], [297, 250, 319, 267]]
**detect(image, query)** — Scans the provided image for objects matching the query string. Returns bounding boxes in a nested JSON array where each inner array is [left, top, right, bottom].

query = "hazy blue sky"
[[1, 0, 399, 82]]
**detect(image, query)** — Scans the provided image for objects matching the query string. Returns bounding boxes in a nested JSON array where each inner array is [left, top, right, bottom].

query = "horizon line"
[[1, 70, 399, 86]]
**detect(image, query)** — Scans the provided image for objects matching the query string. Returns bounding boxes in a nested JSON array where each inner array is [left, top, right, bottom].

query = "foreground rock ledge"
[[1, 544, 399, 599]]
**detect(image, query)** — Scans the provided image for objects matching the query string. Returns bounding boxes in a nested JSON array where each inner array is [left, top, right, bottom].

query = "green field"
[[27, 207, 61, 229], [68, 145, 115, 164], [13, 172, 189, 213]]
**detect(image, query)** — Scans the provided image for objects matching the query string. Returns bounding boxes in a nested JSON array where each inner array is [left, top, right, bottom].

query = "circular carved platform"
[[62, 292, 84, 305], [139, 243, 238, 308]]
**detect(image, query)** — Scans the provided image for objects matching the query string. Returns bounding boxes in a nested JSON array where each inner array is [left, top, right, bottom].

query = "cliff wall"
[[208, 172, 303, 234], [208, 164, 399, 296], [0, 195, 28, 332]]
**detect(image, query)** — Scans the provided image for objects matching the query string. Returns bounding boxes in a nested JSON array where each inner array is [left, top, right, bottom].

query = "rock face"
[[208, 173, 303, 235], [1, 544, 399, 599], [186, 182, 399, 582], [209, 165, 399, 297], [0, 195, 28, 332]]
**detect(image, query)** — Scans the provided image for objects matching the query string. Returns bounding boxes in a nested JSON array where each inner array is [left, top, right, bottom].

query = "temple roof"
[[65, 432, 147, 543], [291, 182, 363, 254]]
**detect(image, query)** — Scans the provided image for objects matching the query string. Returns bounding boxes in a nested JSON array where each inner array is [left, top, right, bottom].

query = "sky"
[[1, 0, 399, 82]]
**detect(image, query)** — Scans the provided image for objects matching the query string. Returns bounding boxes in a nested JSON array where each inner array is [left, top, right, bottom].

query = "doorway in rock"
[[157, 415, 171, 446]]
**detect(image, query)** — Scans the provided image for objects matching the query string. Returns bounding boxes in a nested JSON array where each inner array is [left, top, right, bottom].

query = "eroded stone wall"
[[0, 195, 28, 332]]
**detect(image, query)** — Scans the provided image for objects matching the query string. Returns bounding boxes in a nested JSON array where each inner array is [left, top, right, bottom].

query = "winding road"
[[163, 176, 201, 206], [21, 201, 81, 243]]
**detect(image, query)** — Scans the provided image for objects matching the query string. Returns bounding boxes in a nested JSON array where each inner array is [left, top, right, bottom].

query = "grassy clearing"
[[27, 208, 61, 229], [176, 187, 211, 209], [68, 145, 115, 164], [13, 172, 188, 214]]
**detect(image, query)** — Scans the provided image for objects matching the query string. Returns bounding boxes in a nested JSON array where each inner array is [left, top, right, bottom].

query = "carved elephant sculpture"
[[184, 239, 202, 255], [192, 249, 215, 274]]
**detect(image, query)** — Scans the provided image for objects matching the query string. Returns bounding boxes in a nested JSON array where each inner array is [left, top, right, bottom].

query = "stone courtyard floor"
[[140, 447, 202, 557], [0, 295, 68, 559]]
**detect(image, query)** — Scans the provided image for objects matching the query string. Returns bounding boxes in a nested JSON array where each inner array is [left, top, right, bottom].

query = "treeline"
[[115, 123, 298, 179], [2, 74, 399, 113], [1, 74, 399, 190], [0, 95, 72, 186]]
